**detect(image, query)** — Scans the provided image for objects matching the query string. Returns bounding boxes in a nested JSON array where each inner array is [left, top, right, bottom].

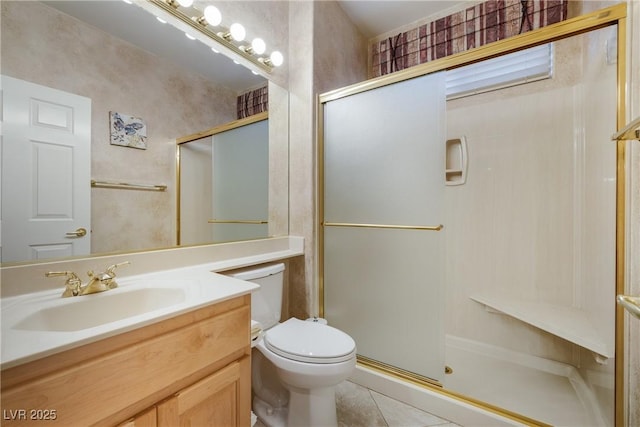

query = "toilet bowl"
[[228, 264, 356, 427], [257, 318, 356, 426]]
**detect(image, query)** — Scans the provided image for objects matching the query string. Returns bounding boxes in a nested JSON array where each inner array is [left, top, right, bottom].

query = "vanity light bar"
[[148, 0, 279, 73]]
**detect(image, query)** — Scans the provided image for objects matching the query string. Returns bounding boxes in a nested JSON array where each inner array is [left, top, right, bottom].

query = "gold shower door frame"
[[317, 4, 628, 426]]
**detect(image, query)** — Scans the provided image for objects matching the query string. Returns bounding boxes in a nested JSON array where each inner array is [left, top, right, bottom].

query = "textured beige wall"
[[287, 0, 316, 319], [313, 1, 368, 95], [1, 1, 237, 254], [287, 0, 368, 318]]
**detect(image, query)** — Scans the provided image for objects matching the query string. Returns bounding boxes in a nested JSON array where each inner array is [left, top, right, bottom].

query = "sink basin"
[[13, 287, 186, 332], [1, 266, 259, 370]]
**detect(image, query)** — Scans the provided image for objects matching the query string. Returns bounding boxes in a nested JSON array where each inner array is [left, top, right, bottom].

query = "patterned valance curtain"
[[237, 85, 268, 119], [371, 0, 568, 78]]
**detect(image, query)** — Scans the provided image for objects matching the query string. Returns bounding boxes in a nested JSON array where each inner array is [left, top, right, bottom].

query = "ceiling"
[[44, 1, 468, 91], [337, 0, 471, 38]]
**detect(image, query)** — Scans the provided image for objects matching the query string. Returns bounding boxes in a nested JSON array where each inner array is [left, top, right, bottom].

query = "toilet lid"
[[264, 318, 356, 364]]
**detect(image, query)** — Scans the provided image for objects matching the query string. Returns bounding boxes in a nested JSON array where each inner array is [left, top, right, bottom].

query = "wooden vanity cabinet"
[[157, 357, 249, 426], [117, 407, 156, 427], [1, 295, 252, 427]]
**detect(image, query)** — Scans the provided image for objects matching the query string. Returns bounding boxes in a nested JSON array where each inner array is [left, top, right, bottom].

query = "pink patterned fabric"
[[237, 85, 268, 119], [372, 0, 567, 77]]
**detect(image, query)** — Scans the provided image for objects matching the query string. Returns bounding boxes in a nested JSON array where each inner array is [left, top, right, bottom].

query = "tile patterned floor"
[[336, 381, 460, 427], [254, 381, 460, 427]]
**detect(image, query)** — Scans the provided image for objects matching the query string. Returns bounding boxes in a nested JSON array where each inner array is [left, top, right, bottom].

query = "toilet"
[[229, 263, 356, 427]]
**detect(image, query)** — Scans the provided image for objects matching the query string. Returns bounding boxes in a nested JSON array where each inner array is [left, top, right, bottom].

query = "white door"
[[1, 75, 91, 263]]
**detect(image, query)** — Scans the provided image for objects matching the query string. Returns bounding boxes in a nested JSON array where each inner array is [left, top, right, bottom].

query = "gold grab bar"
[[617, 295, 640, 320], [91, 180, 167, 192], [323, 222, 443, 231], [612, 115, 640, 141], [208, 220, 268, 224]]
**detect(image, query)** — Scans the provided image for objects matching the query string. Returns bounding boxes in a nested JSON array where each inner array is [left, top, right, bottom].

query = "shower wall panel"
[[445, 29, 617, 363], [323, 73, 446, 382]]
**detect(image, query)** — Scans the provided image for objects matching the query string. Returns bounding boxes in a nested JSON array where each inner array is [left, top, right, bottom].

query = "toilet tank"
[[228, 263, 285, 329]]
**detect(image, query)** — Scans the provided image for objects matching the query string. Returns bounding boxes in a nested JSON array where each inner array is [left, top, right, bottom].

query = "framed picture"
[[109, 111, 147, 149]]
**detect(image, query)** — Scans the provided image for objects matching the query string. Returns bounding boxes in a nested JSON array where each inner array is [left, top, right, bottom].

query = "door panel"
[[323, 72, 446, 383], [324, 226, 445, 381], [324, 75, 445, 226]]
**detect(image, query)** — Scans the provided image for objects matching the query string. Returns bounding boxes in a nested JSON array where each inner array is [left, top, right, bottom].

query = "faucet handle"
[[45, 271, 82, 297], [106, 261, 130, 276], [89, 261, 130, 290]]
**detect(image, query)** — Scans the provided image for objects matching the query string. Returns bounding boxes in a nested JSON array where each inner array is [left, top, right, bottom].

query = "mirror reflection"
[[178, 114, 269, 245], [1, 1, 281, 264]]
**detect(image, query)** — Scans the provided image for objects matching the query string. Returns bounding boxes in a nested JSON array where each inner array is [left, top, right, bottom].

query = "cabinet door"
[[157, 357, 250, 427], [117, 407, 157, 427]]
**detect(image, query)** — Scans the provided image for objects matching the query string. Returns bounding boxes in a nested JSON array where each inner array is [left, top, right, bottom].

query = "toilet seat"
[[264, 318, 356, 364]]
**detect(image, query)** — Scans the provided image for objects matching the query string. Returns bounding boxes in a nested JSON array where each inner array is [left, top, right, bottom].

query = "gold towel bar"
[[208, 220, 268, 224], [91, 180, 167, 192], [323, 222, 443, 231]]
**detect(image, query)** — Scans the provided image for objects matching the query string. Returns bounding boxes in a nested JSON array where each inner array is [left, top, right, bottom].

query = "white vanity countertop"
[[1, 264, 259, 370]]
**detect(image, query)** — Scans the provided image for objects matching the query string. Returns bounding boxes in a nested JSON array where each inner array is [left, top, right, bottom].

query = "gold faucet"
[[45, 261, 130, 297], [45, 271, 83, 297], [84, 261, 130, 294]]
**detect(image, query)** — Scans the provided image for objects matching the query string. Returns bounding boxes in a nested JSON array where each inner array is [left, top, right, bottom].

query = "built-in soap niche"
[[445, 137, 467, 186]]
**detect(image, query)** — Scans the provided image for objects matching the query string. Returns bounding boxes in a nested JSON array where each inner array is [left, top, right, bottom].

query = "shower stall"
[[320, 13, 622, 427]]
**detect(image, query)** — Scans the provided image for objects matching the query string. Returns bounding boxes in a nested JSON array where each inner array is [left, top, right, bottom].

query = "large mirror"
[[178, 113, 269, 246], [0, 0, 288, 264]]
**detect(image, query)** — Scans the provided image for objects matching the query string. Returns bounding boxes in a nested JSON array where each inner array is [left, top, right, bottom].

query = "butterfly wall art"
[[109, 111, 147, 149]]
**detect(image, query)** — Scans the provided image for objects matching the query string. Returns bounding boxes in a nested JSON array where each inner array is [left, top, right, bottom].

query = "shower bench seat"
[[470, 292, 613, 363]]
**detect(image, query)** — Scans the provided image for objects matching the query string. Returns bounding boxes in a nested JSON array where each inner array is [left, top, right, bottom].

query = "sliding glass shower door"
[[323, 72, 446, 383]]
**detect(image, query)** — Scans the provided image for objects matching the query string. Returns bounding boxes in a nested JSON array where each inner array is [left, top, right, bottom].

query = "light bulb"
[[229, 23, 246, 41], [211, 46, 219, 54], [251, 38, 266, 55], [156, 16, 167, 24], [177, 0, 193, 7], [185, 32, 196, 40], [269, 51, 284, 67], [203, 5, 222, 26]]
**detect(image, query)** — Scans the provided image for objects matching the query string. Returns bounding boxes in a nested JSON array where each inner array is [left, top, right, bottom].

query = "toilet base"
[[287, 385, 338, 427], [253, 395, 288, 427], [254, 385, 338, 427]]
